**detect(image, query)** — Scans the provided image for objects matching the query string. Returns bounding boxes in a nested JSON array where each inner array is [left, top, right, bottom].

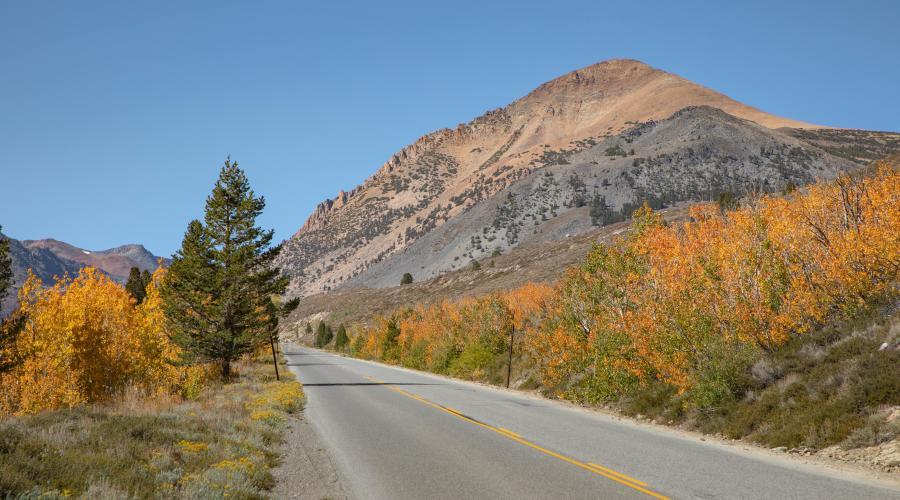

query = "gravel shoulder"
[[273, 410, 350, 499]]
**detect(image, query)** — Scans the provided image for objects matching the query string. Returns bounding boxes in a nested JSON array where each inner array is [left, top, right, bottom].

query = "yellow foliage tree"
[[0, 267, 192, 415]]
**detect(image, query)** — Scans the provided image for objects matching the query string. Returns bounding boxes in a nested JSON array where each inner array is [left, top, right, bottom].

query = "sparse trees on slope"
[[590, 195, 615, 226], [161, 159, 297, 378]]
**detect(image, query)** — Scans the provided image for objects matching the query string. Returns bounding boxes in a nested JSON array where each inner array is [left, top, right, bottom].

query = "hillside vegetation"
[[283, 207, 693, 330], [322, 162, 900, 457]]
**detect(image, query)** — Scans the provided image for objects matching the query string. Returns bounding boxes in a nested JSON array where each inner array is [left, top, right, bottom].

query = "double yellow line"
[[364, 375, 669, 500]]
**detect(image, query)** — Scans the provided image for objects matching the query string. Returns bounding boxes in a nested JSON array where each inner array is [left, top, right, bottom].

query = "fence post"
[[506, 329, 514, 388]]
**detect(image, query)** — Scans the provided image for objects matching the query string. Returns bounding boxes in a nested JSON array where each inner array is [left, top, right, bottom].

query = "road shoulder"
[[273, 409, 350, 499]]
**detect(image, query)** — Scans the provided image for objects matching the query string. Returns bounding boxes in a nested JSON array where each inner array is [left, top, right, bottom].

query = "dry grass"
[[0, 355, 303, 499]]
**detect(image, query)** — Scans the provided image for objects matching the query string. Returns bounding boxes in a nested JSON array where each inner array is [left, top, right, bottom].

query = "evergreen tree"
[[590, 195, 623, 226], [140, 269, 152, 290], [315, 321, 334, 347], [382, 318, 401, 360], [126, 267, 157, 305], [0, 226, 23, 374], [334, 324, 349, 351], [161, 159, 298, 378], [400, 272, 413, 285], [717, 191, 738, 212], [316, 322, 327, 347], [125, 267, 147, 304], [0, 226, 11, 305]]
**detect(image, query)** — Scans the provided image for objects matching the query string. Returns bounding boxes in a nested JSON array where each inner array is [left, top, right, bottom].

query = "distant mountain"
[[1, 237, 167, 316], [276, 59, 900, 296]]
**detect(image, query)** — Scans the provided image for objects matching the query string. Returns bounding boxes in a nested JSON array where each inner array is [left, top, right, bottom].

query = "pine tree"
[[125, 267, 147, 304], [0, 226, 20, 374], [140, 269, 152, 291], [334, 324, 349, 351], [161, 159, 298, 378], [316, 322, 327, 347], [325, 324, 334, 345], [0, 226, 11, 305], [315, 321, 334, 348], [400, 272, 413, 285]]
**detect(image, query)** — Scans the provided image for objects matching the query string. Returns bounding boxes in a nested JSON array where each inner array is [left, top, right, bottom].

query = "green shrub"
[[449, 342, 494, 379], [842, 412, 900, 449], [401, 340, 428, 371]]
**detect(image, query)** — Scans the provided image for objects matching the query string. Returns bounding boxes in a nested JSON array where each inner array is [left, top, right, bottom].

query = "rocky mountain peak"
[[276, 60, 896, 298]]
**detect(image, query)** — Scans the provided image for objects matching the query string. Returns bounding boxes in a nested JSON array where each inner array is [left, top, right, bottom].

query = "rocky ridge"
[[277, 59, 900, 297]]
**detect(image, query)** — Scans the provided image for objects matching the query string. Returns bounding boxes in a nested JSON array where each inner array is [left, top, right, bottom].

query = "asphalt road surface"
[[284, 345, 899, 500]]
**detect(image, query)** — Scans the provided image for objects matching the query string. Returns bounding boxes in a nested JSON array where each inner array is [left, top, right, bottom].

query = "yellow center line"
[[587, 463, 648, 487], [497, 427, 522, 438], [364, 374, 670, 500]]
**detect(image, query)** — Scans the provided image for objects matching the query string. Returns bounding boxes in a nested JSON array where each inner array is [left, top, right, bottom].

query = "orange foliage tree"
[[529, 163, 899, 405]]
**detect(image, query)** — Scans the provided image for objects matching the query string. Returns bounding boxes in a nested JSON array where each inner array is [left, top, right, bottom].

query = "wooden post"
[[506, 329, 514, 388], [270, 332, 280, 381]]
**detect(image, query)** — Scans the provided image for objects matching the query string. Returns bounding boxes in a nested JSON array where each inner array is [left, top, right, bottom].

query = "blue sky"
[[1, 0, 898, 256]]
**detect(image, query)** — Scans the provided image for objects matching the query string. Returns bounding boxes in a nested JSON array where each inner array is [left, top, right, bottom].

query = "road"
[[283, 345, 899, 500]]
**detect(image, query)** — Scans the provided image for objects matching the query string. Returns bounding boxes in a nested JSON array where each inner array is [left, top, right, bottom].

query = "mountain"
[[1, 237, 167, 316], [19, 239, 164, 280], [276, 59, 900, 297]]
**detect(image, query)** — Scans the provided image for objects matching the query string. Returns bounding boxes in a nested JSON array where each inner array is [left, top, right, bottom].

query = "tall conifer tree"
[[0, 226, 21, 374], [140, 269, 152, 290], [334, 324, 349, 351], [0, 226, 11, 304], [162, 159, 297, 378]]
